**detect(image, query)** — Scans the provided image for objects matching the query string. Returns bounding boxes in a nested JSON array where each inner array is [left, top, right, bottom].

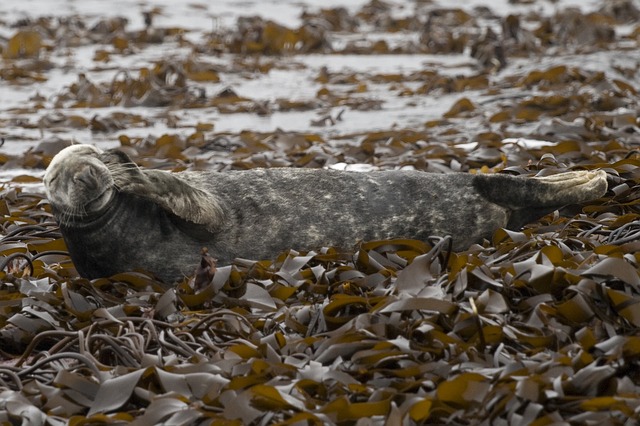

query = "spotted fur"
[[44, 144, 608, 283]]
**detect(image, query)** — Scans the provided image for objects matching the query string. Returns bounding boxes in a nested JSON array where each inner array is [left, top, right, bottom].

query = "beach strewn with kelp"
[[1, 0, 640, 423]]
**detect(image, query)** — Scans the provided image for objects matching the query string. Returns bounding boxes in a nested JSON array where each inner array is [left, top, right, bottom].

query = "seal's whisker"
[[105, 163, 138, 174], [105, 164, 132, 172], [56, 203, 89, 225]]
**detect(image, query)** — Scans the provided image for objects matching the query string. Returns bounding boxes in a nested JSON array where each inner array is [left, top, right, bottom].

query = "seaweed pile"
[[1, 0, 640, 423]]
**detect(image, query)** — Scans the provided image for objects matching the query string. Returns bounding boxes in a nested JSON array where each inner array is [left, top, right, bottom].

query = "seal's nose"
[[73, 165, 98, 190]]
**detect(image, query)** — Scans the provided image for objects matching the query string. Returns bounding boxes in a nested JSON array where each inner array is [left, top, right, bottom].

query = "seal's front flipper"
[[101, 149, 225, 232], [474, 170, 608, 230], [140, 170, 226, 232]]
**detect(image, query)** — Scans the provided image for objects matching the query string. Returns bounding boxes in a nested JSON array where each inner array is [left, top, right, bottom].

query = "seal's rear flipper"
[[528, 170, 608, 206], [474, 170, 608, 229]]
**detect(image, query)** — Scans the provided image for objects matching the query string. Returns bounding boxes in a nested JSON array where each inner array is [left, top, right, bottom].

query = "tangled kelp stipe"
[[1, 151, 640, 423]]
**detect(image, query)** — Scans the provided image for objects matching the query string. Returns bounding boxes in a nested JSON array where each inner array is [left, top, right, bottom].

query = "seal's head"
[[44, 144, 115, 223]]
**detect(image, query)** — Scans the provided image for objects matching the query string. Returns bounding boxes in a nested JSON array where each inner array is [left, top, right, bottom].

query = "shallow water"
[[0, 0, 637, 165]]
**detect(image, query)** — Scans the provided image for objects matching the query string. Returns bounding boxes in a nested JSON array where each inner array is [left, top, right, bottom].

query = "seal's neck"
[[57, 192, 188, 280]]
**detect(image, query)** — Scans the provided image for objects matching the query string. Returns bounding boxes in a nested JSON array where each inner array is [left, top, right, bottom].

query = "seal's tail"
[[473, 170, 608, 230]]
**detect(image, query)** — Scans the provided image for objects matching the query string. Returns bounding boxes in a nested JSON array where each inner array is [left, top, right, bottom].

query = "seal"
[[44, 144, 608, 283]]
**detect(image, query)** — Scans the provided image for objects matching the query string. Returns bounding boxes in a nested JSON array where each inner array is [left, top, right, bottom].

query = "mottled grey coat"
[[44, 145, 608, 283]]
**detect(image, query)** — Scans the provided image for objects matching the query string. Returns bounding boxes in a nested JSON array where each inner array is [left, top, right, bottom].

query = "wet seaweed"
[[1, 0, 640, 423]]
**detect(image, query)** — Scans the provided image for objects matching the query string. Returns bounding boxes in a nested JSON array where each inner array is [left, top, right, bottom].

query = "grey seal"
[[44, 144, 608, 283]]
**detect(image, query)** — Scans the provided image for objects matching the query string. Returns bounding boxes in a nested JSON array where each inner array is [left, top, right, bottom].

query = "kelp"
[[1, 0, 640, 423], [1, 144, 639, 423]]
